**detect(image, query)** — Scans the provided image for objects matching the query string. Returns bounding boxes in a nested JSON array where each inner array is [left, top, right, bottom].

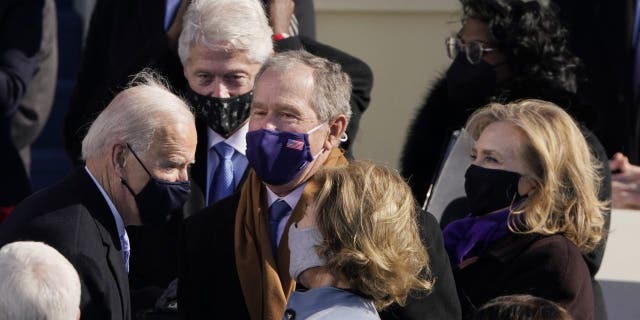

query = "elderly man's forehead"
[[260, 62, 314, 85]]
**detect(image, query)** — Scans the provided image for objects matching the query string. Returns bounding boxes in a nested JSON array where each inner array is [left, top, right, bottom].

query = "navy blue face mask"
[[245, 124, 325, 186], [120, 144, 191, 226]]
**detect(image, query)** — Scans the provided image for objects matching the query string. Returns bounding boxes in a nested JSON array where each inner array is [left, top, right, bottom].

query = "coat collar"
[[72, 168, 131, 318]]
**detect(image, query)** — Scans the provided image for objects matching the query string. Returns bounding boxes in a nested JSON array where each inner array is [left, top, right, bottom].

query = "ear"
[[518, 175, 537, 197], [183, 64, 190, 80], [111, 144, 128, 176], [323, 115, 348, 150]]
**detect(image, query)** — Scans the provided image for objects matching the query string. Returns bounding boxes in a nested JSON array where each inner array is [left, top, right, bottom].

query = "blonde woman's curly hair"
[[464, 99, 607, 252], [311, 160, 433, 310]]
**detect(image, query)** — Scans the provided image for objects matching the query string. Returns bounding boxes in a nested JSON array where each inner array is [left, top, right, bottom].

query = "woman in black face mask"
[[400, 0, 605, 208], [442, 99, 606, 320]]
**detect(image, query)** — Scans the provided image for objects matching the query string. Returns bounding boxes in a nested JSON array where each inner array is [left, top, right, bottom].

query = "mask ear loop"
[[120, 177, 137, 197]]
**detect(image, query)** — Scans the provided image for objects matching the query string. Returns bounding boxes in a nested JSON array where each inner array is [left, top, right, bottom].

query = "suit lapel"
[[75, 169, 131, 319]]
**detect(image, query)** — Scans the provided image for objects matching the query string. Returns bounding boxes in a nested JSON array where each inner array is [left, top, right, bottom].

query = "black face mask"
[[120, 144, 191, 226], [446, 55, 498, 108], [185, 89, 253, 137], [464, 164, 526, 216]]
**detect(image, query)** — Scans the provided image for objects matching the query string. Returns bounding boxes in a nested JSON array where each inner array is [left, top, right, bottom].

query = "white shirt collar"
[[84, 166, 127, 238], [207, 122, 248, 155], [265, 182, 307, 210]]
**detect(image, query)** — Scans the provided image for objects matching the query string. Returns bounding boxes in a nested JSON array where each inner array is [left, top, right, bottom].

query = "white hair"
[[178, 0, 273, 65], [81, 70, 195, 160], [0, 241, 81, 320]]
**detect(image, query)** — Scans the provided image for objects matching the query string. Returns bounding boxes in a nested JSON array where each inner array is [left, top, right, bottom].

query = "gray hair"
[[0, 241, 81, 320], [81, 70, 194, 160], [256, 50, 352, 122], [178, 0, 273, 65]]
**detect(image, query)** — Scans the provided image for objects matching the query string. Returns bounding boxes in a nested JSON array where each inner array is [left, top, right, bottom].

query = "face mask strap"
[[306, 122, 326, 135], [120, 177, 137, 197], [126, 143, 154, 178]]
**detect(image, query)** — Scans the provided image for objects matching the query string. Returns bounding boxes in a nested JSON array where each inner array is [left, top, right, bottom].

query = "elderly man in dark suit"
[[0, 71, 197, 320]]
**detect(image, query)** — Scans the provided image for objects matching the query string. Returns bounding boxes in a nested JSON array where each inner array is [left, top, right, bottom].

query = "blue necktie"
[[209, 142, 235, 205], [120, 232, 130, 273], [269, 199, 291, 254]]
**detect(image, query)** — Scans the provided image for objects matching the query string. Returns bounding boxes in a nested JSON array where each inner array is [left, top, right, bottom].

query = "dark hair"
[[461, 0, 581, 94], [473, 294, 573, 320]]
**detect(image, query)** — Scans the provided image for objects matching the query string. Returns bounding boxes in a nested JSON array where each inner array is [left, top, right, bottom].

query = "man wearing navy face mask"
[[178, 50, 350, 319], [0, 71, 197, 320], [179, 50, 461, 320]]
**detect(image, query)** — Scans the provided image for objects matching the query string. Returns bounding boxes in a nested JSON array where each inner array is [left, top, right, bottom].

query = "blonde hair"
[[311, 160, 433, 310], [465, 99, 606, 252]]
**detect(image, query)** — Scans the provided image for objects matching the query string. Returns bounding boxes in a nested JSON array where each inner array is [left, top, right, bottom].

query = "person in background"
[[0, 70, 197, 320], [0, 0, 57, 221], [443, 99, 606, 320], [179, 50, 460, 320], [608, 152, 640, 209], [284, 160, 433, 319], [473, 294, 573, 320], [0, 241, 82, 320], [550, 0, 639, 163], [400, 0, 606, 207]]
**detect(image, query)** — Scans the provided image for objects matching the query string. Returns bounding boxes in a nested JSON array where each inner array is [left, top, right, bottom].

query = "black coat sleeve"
[[400, 78, 472, 205], [580, 126, 612, 276], [63, 0, 116, 165], [63, 0, 183, 166], [380, 208, 462, 320]]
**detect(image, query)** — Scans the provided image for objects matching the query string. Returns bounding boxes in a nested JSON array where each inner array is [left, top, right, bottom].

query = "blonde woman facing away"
[[442, 99, 606, 320], [284, 160, 434, 319]]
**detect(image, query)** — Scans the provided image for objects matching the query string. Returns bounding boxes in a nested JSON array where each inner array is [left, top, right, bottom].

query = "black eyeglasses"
[[445, 36, 496, 64]]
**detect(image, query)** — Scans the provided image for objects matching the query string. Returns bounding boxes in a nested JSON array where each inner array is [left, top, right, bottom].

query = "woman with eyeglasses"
[[400, 0, 607, 206], [400, 1, 611, 318]]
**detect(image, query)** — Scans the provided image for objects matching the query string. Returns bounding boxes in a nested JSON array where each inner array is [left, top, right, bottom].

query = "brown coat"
[[453, 233, 594, 320]]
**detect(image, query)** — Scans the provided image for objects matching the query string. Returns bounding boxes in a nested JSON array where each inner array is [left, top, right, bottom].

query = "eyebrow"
[[250, 101, 302, 114], [194, 68, 250, 75], [472, 147, 500, 157]]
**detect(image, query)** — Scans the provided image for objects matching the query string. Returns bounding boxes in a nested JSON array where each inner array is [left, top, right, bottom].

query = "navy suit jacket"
[[0, 168, 131, 320]]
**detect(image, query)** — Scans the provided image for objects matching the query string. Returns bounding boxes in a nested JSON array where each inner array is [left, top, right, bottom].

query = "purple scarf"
[[442, 207, 512, 265]]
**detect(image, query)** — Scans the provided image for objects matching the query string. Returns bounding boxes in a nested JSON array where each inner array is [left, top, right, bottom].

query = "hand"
[[268, 0, 294, 35], [166, 0, 191, 51], [612, 180, 640, 210], [610, 152, 640, 209]]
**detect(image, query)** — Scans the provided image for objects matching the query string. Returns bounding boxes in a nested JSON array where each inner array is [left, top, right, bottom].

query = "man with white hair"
[[0, 241, 82, 320], [178, 0, 371, 213], [0, 71, 197, 320]]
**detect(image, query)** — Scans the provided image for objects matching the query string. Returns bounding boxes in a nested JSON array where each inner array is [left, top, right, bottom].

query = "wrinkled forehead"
[[147, 122, 196, 158]]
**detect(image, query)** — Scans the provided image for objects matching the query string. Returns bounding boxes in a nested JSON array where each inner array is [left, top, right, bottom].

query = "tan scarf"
[[234, 148, 349, 320]]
